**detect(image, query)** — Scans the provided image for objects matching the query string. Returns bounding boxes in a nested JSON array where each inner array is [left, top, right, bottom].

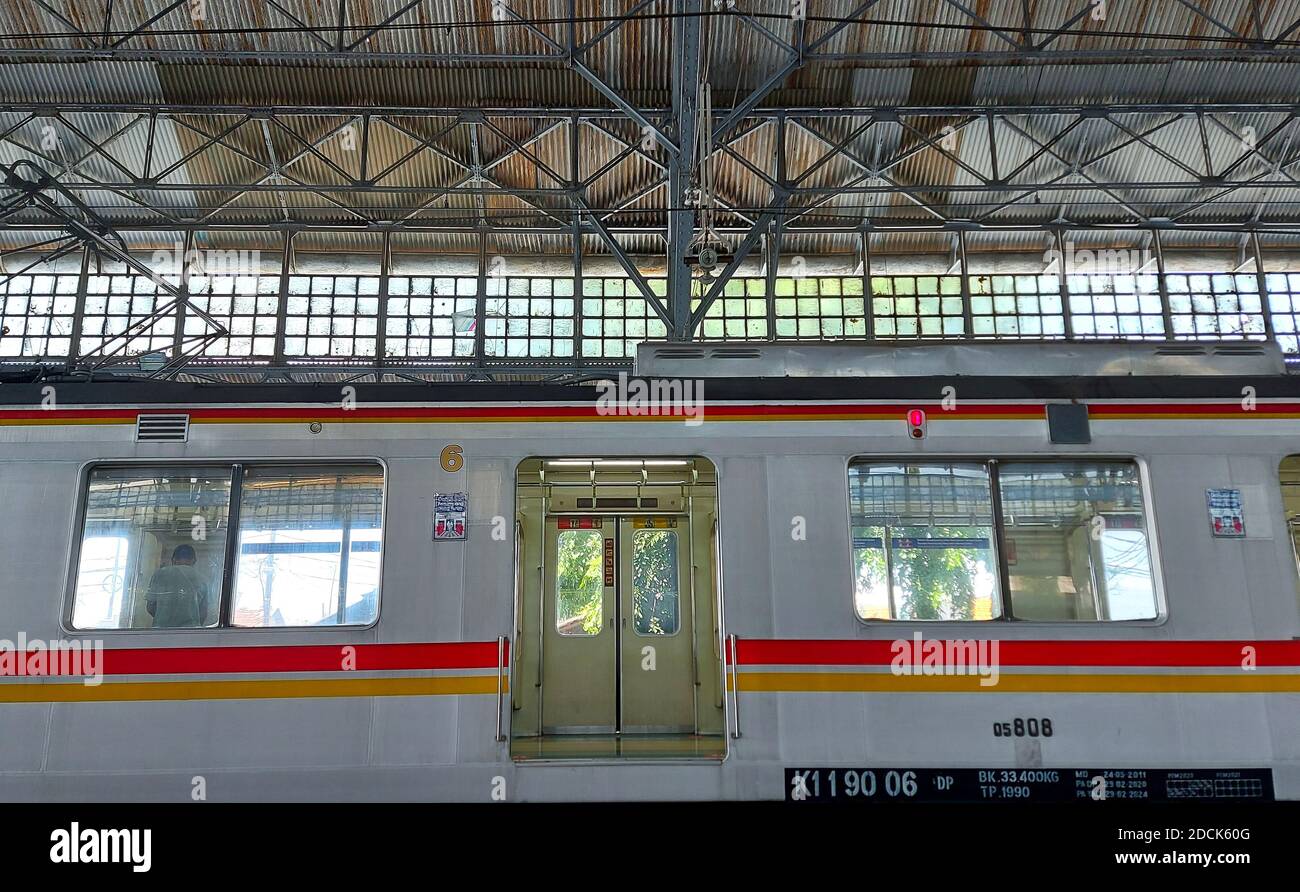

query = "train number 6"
[[440, 444, 464, 473]]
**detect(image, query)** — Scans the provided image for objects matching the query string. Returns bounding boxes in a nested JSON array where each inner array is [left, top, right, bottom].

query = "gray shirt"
[[146, 564, 211, 628]]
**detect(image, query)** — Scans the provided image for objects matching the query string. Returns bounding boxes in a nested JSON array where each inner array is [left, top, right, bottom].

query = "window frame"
[[62, 457, 387, 635], [553, 527, 606, 637], [845, 454, 1166, 626]]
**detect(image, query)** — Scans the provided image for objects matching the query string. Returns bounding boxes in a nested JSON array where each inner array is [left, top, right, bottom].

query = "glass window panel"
[[72, 466, 231, 630], [230, 464, 383, 627], [555, 529, 603, 636], [848, 462, 1001, 621], [998, 461, 1156, 621], [632, 529, 680, 635]]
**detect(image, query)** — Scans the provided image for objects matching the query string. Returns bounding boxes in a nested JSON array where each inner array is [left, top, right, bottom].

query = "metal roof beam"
[[1, 46, 1296, 65], [6, 220, 1300, 236], [4, 102, 1300, 118]]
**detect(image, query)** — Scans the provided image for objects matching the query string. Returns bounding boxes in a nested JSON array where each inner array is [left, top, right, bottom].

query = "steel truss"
[[3, 1, 1300, 378], [4, 102, 1300, 230]]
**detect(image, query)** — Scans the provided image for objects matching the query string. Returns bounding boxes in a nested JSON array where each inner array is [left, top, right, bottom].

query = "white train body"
[[0, 357, 1297, 802]]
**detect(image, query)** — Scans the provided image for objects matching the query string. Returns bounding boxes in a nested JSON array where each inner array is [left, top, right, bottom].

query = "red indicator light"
[[906, 408, 927, 440]]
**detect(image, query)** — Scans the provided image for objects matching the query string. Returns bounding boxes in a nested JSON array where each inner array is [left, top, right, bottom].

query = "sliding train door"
[[512, 458, 724, 758], [537, 514, 694, 734], [619, 516, 695, 733], [541, 517, 617, 733]]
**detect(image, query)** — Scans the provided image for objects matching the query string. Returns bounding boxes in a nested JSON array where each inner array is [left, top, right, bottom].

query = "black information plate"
[[784, 768, 1275, 803]]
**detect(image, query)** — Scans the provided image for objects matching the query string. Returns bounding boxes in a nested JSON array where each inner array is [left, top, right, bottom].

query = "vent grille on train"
[[710, 347, 763, 359], [1211, 344, 1269, 355], [135, 414, 190, 443], [647, 346, 760, 361], [1153, 343, 1268, 356], [1153, 344, 1212, 356], [649, 347, 706, 360]]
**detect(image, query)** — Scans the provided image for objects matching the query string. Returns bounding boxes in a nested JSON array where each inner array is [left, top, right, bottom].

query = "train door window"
[[1278, 457, 1300, 587], [70, 466, 232, 630], [849, 462, 1002, 621], [555, 529, 604, 635], [230, 465, 383, 627], [632, 528, 680, 635], [997, 461, 1157, 621]]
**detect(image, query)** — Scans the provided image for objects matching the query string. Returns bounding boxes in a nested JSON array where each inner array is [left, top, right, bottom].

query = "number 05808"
[[993, 718, 1053, 738]]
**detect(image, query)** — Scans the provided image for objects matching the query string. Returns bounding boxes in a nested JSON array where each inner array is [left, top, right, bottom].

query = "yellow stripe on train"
[[0, 674, 506, 703]]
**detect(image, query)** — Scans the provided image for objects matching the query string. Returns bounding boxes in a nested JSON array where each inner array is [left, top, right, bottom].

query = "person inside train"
[[145, 544, 213, 628]]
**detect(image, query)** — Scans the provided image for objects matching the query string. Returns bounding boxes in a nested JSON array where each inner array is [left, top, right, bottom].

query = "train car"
[[0, 341, 1297, 803]]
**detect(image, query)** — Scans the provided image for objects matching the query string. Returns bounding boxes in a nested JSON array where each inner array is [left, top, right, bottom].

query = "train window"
[[71, 466, 232, 630], [998, 461, 1157, 620], [70, 462, 384, 630], [848, 458, 1158, 622], [229, 465, 384, 627], [849, 463, 1003, 621], [632, 529, 680, 635], [555, 529, 604, 635]]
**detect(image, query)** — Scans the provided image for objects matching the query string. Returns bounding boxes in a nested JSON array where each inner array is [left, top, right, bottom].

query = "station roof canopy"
[[1, 0, 1299, 258]]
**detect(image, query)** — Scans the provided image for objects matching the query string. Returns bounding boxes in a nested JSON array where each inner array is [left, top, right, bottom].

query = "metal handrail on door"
[[495, 636, 507, 742], [728, 633, 741, 739]]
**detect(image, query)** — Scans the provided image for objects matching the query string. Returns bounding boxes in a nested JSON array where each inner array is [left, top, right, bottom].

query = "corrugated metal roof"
[[0, 0, 1296, 258]]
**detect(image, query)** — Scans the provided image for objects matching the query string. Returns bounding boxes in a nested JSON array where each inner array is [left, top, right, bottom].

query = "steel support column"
[[860, 229, 874, 341], [474, 230, 489, 372], [172, 229, 194, 362], [570, 116, 586, 367], [957, 231, 974, 337], [1153, 229, 1176, 337], [272, 231, 292, 367], [766, 114, 788, 341], [63, 244, 91, 375], [667, 0, 702, 340], [375, 230, 391, 377], [1054, 228, 1075, 340], [1251, 231, 1276, 340]]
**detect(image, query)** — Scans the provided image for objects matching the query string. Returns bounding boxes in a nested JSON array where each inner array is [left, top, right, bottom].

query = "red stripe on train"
[[727, 639, 1300, 667], [84, 641, 506, 676], [11, 639, 1300, 674], [2, 401, 1299, 423], [0, 403, 1018, 420]]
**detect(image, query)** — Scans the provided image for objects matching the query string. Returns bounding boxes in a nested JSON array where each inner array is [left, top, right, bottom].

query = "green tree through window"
[[854, 526, 988, 620], [632, 529, 679, 635], [556, 530, 603, 635]]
